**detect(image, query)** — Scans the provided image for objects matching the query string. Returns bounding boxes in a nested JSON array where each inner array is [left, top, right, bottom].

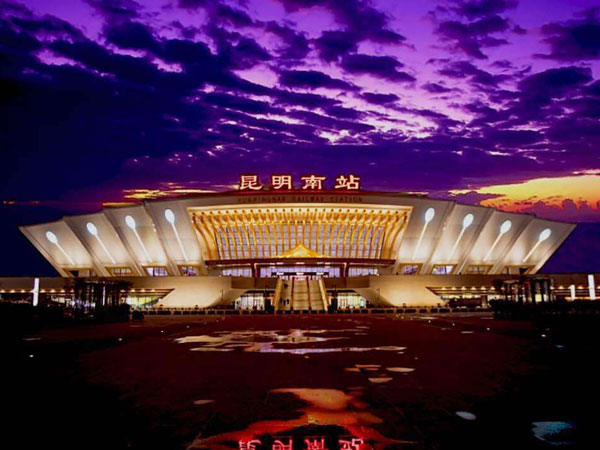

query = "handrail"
[[291, 278, 295, 310], [273, 278, 283, 310], [318, 278, 328, 310]]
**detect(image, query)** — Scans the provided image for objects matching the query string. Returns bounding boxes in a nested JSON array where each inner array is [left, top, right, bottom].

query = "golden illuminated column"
[[192, 214, 217, 260], [359, 211, 375, 258], [276, 210, 285, 254], [216, 213, 233, 259]]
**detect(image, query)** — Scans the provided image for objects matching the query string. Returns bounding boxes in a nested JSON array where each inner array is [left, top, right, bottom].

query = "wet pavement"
[[4, 313, 599, 449]]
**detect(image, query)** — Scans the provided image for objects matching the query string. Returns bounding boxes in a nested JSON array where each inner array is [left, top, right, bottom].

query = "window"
[[432, 265, 454, 275], [222, 267, 252, 277], [180, 265, 200, 276], [145, 267, 168, 277], [68, 268, 96, 278], [111, 267, 132, 276], [348, 267, 379, 277], [337, 292, 366, 309], [234, 291, 265, 310], [465, 265, 491, 275], [126, 296, 161, 307], [502, 266, 531, 275], [399, 264, 420, 275]]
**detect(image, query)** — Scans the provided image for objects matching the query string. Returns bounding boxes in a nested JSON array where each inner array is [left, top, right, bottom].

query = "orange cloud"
[[122, 187, 216, 200], [450, 174, 600, 214]]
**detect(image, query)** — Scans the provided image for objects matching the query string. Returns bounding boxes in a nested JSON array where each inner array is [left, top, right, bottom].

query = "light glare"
[[462, 213, 474, 228], [500, 220, 512, 234], [424, 207, 435, 223], [86, 222, 98, 236], [125, 215, 136, 229], [539, 228, 551, 242], [46, 231, 58, 244], [164, 208, 176, 224]]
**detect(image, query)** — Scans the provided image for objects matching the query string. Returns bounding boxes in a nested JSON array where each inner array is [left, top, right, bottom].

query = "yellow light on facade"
[[45, 230, 75, 265], [87, 222, 116, 264], [483, 219, 511, 262], [523, 228, 551, 262]]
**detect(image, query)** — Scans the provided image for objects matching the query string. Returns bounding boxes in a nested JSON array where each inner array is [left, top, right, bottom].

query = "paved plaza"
[[4, 313, 596, 449]]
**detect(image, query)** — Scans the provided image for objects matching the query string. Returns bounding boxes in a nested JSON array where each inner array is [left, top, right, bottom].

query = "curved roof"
[[20, 190, 575, 277]]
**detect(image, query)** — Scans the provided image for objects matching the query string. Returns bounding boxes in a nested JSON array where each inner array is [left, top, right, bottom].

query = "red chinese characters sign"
[[238, 174, 361, 191], [238, 437, 364, 450]]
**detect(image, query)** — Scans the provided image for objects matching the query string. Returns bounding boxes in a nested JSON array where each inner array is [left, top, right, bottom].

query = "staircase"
[[292, 278, 310, 311], [308, 279, 325, 311], [277, 277, 327, 312]]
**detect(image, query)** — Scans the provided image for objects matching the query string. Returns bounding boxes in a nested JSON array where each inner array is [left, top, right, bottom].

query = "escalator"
[[276, 277, 328, 312]]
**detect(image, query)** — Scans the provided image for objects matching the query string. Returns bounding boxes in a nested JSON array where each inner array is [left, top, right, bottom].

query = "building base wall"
[[0, 274, 597, 308]]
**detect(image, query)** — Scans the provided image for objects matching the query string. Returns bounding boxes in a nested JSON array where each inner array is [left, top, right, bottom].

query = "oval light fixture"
[[125, 215, 136, 230], [539, 228, 551, 242], [46, 230, 58, 244], [86, 222, 98, 236], [462, 213, 474, 228], [500, 219, 512, 234], [164, 208, 176, 224], [424, 207, 435, 223]]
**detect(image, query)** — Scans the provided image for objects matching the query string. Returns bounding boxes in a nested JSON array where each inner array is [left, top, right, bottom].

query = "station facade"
[[2, 176, 595, 310]]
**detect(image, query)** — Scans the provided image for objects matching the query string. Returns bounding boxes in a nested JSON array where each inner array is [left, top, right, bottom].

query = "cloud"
[[453, 0, 518, 18], [517, 66, 593, 100], [1, 0, 600, 219], [421, 82, 454, 94], [435, 15, 511, 59], [276, 0, 406, 45], [537, 8, 600, 61], [85, 0, 141, 24], [437, 60, 510, 87], [105, 21, 160, 52], [314, 30, 358, 62], [278, 69, 357, 90], [265, 21, 310, 61], [360, 92, 399, 105], [340, 53, 415, 82]]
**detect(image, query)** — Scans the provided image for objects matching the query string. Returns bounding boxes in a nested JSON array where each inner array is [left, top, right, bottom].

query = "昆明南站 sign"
[[238, 174, 361, 191]]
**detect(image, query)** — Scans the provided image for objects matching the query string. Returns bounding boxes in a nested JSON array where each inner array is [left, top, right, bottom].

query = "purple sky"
[[1, 0, 600, 274], [2, 0, 600, 216]]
